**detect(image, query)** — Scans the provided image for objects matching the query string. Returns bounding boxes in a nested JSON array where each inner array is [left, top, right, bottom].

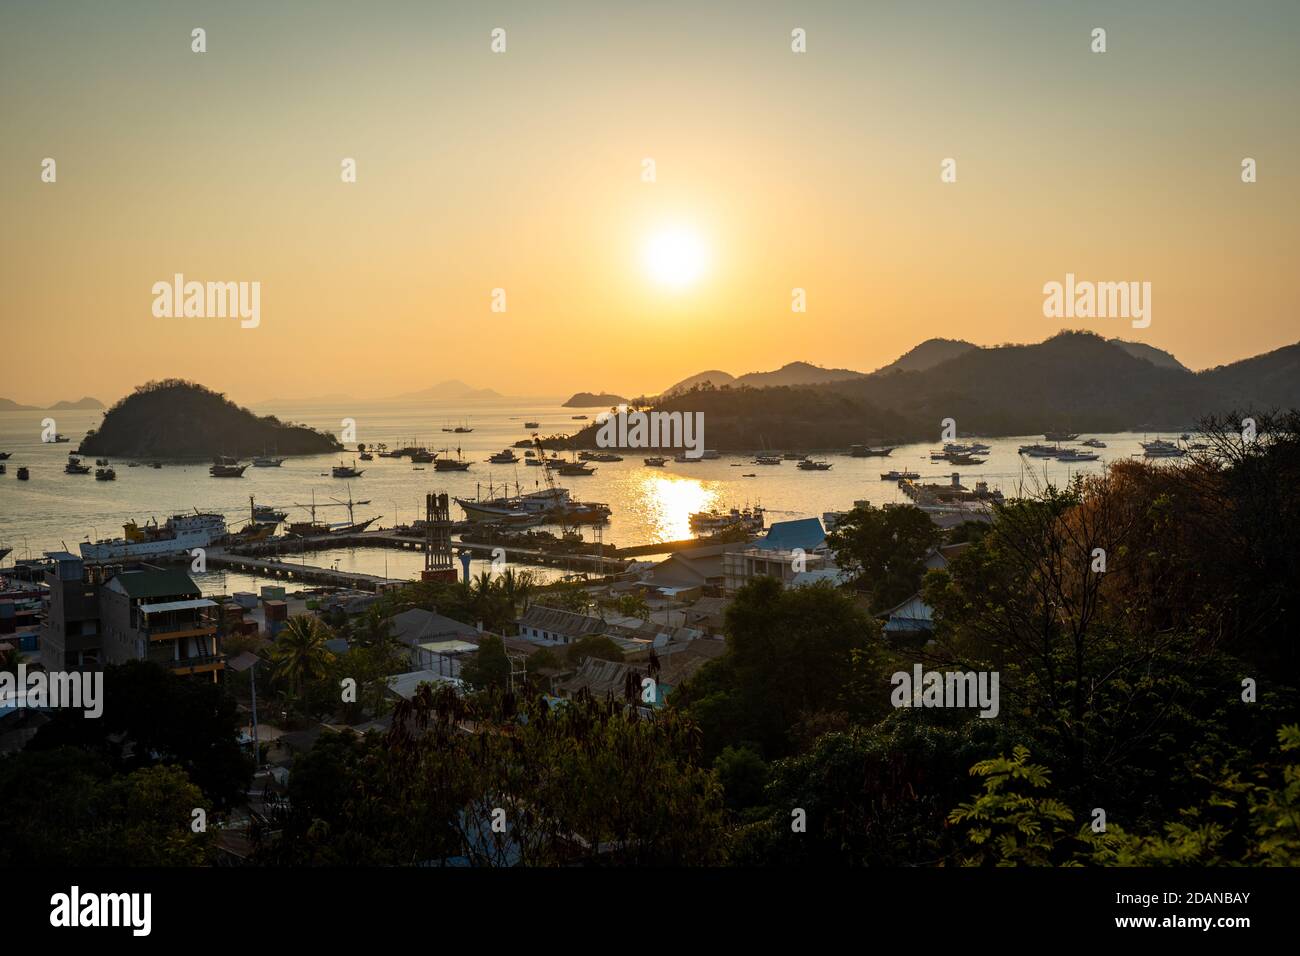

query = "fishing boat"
[[0, 452, 10, 460], [16, 467, 29, 481], [797, 458, 833, 471], [488, 449, 521, 464], [252, 456, 285, 467], [284, 488, 379, 537], [558, 460, 596, 476], [65, 458, 91, 475], [359, 451, 374, 461], [945, 453, 986, 466], [210, 456, 247, 477], [643, 456, 669, 467], [80, 512, 228, 560], [1055, 449, 1100, 462], [411, 448, 435, 464], [434, 447, 472, 471], [457, 481, 552, 525], [673, 449, 721, 462], [754, 455, 782, 465], [1044, 431, 1079, 442], [881, 470, 921, 480], [689, 505, 765, 536], [524, 421, 541, 429], [251, 498, 288, 524], [51, 433, 71, 443], [944, 442, 991, 455], [553, 501, 612, 524], [454, 421, 474, 433], [94, 467, 116, 481], [571, 415, 588, 420], [95, 458, 109, 466], [1081, 438, 1107, 448], [580, 451, 623, 462], [332, 460, 365, 478], [1018, 443, 1059, 458]]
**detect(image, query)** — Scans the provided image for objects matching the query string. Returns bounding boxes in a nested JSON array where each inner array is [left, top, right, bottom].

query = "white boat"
[[1055, 449, 1100, 462], [1142, 438, 1185, 459], [457, 486, 572, 522], [80, 512, 228, 560], [252, 456, 285, 467], [1018, 443, 1059, 458]]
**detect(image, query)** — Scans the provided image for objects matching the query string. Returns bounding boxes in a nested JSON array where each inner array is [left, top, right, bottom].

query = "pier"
[[221, 528, 631, 576], [204, 546, 407, 592]]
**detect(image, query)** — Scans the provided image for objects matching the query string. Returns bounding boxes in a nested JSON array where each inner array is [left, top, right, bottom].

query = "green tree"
[[270, 614, 336, 696], [29, 660, 250, 807], [533, 580, 592, 614], [827, 502, 940, 610], [947, 746, 1080, 866], [673, 578, 878, 760], [566, 634, 624, 666], [459, 635, 512, 691]]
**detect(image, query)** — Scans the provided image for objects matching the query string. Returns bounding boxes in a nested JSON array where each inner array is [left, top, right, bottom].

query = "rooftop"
[[109, 568, 202, 600], [749, 517, 826, 553]]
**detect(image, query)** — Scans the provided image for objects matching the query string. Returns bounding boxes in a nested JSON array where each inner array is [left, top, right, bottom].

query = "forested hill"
[[569, 332, 1300, 448], [77, 380, 343, 458]]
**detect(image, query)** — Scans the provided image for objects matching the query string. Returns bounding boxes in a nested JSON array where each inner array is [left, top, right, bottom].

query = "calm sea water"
[[0, 400, 1178, 593]]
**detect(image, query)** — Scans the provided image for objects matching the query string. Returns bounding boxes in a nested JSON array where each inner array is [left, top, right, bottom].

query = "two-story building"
[[721, 518, 834, 594]]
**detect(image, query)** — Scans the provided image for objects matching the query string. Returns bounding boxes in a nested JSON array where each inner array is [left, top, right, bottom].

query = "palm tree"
[[498, 567, 536, 614], [270, 614, 335, 696]]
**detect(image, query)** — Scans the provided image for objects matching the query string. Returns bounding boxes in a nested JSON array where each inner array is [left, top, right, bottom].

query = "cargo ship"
[[80, 512, 228, 560]]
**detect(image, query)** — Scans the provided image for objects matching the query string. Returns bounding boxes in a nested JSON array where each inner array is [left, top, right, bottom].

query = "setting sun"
[[643, 227, 710, 289]]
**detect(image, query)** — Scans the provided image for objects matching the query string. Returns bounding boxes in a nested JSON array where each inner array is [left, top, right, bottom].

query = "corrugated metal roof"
[[750, 517, 826, 553], [138, 598, 218, 614]]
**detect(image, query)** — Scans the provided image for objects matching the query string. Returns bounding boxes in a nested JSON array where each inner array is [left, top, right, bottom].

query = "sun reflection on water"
[[639, 475, 717, 542]]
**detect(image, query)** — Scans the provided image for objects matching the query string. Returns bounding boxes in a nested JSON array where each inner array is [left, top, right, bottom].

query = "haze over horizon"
[[3, 0, 1297, 406]]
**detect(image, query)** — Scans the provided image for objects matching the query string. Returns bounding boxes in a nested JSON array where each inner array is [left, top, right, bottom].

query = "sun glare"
[[639, 475, 716, 541], [643, 227, 709, 288]]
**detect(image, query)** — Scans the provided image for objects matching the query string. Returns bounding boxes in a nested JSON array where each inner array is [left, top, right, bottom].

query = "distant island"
[[563, 392, 628, 408], [76, 380, 343, 458], [392, 380, 504, 402], [0, 396, 104, 412]]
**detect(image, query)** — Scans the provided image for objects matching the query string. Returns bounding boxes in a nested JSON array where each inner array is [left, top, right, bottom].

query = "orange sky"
[[2, 0, 1297, 406]]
